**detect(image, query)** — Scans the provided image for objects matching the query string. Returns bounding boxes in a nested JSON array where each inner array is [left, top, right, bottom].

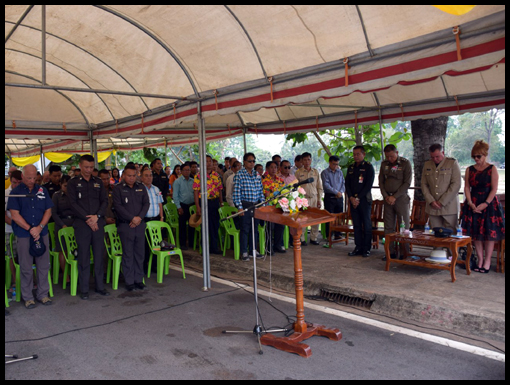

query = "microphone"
[[292, 177, 314, 188]]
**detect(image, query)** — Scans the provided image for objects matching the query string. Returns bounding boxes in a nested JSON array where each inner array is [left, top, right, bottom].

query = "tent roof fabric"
[[5, 5, 505, 156]]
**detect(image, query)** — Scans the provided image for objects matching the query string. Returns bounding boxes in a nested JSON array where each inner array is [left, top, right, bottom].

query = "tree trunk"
[[411, 117, 448, 202]]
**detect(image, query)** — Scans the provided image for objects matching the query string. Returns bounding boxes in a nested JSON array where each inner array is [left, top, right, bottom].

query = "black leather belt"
[[144, 216, 160, 222], [60, 215, 75, 219]]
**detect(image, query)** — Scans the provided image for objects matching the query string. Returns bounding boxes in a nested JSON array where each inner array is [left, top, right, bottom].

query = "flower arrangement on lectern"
[[271, 186, 309, 213]]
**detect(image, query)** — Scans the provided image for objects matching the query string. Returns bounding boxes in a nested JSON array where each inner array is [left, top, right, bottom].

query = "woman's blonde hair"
[[471, 140, 489, 157]]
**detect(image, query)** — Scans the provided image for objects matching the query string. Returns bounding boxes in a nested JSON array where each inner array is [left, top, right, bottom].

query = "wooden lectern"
[[254, 206, 342, 358]]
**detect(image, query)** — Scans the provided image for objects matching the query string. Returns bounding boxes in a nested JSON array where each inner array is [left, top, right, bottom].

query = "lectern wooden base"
[[255, 206, 342, 358], [260, 323, 342, 358]]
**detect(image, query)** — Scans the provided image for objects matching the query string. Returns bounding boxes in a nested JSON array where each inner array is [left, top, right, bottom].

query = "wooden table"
[[384, 231, 472, 282], [255, 206, 342, 358]]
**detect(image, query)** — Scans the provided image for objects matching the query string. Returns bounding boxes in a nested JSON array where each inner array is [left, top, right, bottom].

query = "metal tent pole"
[[197, 102, 211, 290]]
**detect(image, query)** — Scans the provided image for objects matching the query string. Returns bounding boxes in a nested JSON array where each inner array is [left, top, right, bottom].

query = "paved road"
[[4, 271, 505, 380]]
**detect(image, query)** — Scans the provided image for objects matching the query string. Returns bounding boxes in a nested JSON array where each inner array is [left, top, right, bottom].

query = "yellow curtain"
[[96, 151, 112, 163], [432, 5, 477, 16], [45, 152, 74, 163], [11, 155, 41, 167]]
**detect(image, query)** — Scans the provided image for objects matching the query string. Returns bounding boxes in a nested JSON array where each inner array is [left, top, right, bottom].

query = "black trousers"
[[324, 194, 344, 236], [118, 221, 146, 286], [178, 202, 195, 248], [199, 198, 220, 253], [73, 218, 106, 293], [351, 198, 372, 253]]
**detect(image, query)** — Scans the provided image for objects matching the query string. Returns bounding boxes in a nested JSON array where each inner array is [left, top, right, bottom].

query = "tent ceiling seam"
[[6, 48, 116, 121], [5, 21, 151, 111], [6, 70, 90, 126], [93, 5, 201, 98], [223, 5, 268, 79], [354, 5, 375, 57]]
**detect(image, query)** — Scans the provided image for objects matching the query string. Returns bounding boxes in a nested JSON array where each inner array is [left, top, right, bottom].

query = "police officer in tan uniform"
[[294, 152, 323, 245], [421, 143, 461, 232], [379, 144, 412, 260]]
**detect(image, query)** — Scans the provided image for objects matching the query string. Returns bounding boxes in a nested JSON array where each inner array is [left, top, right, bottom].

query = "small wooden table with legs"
[[384, 231, 472, 282], [254, 206, 342, 358]]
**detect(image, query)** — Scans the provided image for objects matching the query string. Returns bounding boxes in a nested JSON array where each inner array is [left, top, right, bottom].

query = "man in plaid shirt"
[[233, 153, 265, 261]]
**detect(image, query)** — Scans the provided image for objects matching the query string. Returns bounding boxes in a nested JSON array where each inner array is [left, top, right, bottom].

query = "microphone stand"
[[221, 186, 301, 354]]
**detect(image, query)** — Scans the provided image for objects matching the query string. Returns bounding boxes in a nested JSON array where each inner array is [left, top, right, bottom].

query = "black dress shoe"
[[362, 251, 371, 258], [80, 292, 89, 300], [301, 241, 308, 246], [134, 282, 145, 290], [126, 284, 135, 292], [348, 249, 362, 256], [95, 289, 110, 296], [310, 240, 320, 246], [274, 247, 287, 254]]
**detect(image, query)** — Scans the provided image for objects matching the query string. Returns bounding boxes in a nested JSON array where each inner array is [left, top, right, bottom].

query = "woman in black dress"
[[461, 141, 505, 273]]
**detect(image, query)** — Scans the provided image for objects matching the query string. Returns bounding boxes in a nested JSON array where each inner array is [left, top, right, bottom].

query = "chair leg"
[[15, 267, 21, 302], [51, 252, 59, 285], [5, 286, 9, 308], [177, 252, 186, 279], [70, 262, 78, 296], [48, 271, 54, 297], [234, 235, 240, 260], [112, 258, 121, 290], [157, 255, 165, 283]]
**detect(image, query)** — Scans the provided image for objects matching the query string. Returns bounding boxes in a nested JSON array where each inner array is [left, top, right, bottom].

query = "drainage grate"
[[319, 289, 374, 310]]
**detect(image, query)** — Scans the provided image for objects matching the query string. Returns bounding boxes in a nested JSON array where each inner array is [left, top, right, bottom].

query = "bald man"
[[7, 165, 54, 308]]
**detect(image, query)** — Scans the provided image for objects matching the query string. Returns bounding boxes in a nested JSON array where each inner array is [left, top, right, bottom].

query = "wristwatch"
[[39, 224, 44, 229], [97, 214, 102, 218]]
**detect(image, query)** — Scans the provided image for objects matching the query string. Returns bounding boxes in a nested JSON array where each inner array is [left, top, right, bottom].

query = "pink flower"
[[298, 187, 306, 195], [279, 198, 289, 206], [295, 197, 303, 209], [302, 198, 309, 207]]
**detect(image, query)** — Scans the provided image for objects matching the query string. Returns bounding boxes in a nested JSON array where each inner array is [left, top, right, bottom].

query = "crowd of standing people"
[[5, 139, 505, 309]]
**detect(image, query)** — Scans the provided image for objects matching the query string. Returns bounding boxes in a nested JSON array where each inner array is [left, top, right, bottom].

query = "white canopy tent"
[[5, 5, 505, 156], [5, 5, 505, 288]]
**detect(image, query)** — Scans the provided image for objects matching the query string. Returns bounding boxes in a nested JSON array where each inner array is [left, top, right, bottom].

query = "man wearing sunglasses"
[[421, 143, 461, 233], [278, 160, 297, 186]]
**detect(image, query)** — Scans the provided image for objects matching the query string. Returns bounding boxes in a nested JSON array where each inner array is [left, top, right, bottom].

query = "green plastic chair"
[[5, 285, 9, 308], [9, 233, 53, 301], [258, 223, 266, 255], [47, 222, 61, 285], [189, 205, 202, 253], [103, 224, 123, 290], [57, 227, 80, 296], [145, 221, 186, 283], [218, 205, 240, 260], [164, 201, 180, 248], [5, 244, 11, 308]]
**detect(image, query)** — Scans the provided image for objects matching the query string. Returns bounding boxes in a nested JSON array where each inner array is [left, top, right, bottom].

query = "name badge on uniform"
[[125, 197, 128, 204], [359, 175, 364, 183], [94, 183, 101, 188], [78, 192, 81, 199]]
